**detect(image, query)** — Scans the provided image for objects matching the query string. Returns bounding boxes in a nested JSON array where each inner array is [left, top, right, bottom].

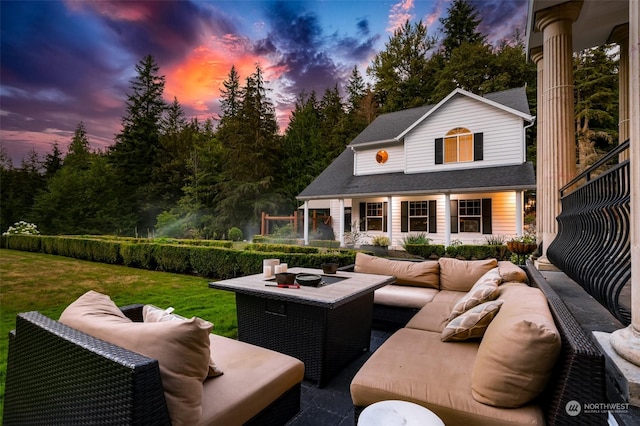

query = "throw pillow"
[[143, 304, 223, 377], [60, 291, 212, 426], [441, 300, 504, 342], [498, 261, 528, 283], [355, 253, 440, 288], [471, 286, 561, 408], [438, 258, 498, 291], [448, 268, 501, 321]]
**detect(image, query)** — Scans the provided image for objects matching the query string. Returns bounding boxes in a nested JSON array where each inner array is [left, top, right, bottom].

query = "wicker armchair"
[[3, 305, 301, 426]]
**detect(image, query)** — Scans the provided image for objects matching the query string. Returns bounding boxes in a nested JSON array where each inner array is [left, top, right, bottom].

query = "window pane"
[[367, 218, 383, 231], [459, 134, 473, 161], [367, 202, 382, 216], [409, 201, 428, 216], [409, 218, 427, 231], [444, 137, 457, 163], [460, 218, 480, 232]]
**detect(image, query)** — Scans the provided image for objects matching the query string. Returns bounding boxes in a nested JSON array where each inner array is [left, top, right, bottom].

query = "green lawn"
[[0, 248, 238, 418]]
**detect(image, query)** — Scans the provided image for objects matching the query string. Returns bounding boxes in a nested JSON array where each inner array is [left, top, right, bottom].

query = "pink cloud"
[[387, 0, 415, 33]]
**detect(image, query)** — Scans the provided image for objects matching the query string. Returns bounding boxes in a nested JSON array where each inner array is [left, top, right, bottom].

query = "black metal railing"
[[547, 140, 631, 325]]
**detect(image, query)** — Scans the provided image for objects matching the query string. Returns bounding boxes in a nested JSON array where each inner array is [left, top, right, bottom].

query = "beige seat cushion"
[[498, 261, 528, 283], [355, 253, 439, 288], [438, 258, 498, 291], [143, 304, 223, 377], [60, 291, 212, 426], [374, 285, 439, 309], [441, 300, 504, 342], [448, 268, 501, 320], [200, 334, 304, 425], [472, 286, 561, 408], [406, 290, 466, 332], [350, 328, 544, 426]]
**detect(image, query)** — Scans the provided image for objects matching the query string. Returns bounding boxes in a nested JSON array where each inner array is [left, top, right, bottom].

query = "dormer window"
[[434, 130, 484, 165], [445, 127, 473, 163]]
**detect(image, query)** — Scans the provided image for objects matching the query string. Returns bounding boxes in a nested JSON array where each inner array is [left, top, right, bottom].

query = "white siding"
[[354, 144, 404, 175], [341, 192, 519, 249], [405, 96, 525, 174]]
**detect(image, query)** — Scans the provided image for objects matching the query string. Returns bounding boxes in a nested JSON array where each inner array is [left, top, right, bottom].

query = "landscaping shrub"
[[227, 227, 243, 241], [120, 243, 157, 270], [154, 244, 191, 274], [1, 235, 41, 252], [404, 244, 446, 258], [445, 244, 510, 260], [244, 243, 319, 254]]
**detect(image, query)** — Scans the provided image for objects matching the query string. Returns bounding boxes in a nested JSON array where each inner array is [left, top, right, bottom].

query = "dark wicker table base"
[[236, 292, 374, 387]]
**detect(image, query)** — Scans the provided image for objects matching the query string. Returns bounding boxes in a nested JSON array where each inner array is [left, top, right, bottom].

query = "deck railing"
[[547, 140, 631, 325]]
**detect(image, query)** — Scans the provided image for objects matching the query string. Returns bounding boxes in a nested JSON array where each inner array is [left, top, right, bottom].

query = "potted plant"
[[362, 235, 390, 256], [344, 220, 367, 248], [507, 233, 537, 264]]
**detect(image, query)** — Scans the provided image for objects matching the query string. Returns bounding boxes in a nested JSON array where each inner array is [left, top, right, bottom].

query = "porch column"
[[610, 23, 630, 161], [610, 0, 640, 368], [387, 197, 393, 249], [530, 47, 544, 245], [444, 194, 451, 246], [339, 199, 345, 248], [515, 190, 523, 237], [535, 1, 582, 259], [303, 201, 309, 245]]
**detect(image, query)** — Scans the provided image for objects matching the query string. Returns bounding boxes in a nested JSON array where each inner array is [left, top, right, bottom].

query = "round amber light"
[[376, 150, 388, 164]]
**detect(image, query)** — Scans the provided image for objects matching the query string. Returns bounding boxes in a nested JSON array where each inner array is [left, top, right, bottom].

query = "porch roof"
[[297, 148, 536, 200]]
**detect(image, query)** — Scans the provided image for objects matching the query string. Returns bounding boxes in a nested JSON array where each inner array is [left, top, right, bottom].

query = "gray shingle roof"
[[297, 149, 535, 200]]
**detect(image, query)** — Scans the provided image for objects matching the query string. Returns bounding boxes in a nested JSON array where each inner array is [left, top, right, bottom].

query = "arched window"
[[444, 127, 473, 163]]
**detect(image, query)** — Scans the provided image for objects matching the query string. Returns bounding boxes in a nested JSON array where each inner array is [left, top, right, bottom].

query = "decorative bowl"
[[321, 263, 339, 274], [295, 274, 322, 287], [275, 272, 297, 285]]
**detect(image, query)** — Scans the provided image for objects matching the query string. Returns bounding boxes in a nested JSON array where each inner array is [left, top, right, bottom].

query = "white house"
[[297, 86, 536, 249]]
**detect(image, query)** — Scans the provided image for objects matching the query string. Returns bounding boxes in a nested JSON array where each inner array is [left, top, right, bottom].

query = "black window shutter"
[[435, 138, 443, 164], [474, 133, 483, 161], [482, 198, 492, 234], [401, 201, 408, 232], [428, 200, 437, 233], [383, 202, 388, 232], [450, 200, 459, 234], [359, 203, 366, 231]]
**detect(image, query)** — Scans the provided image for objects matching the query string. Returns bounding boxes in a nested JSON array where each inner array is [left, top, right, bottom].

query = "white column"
[[387, 196, 393, 249], [515, 190, 523, 236], [444, 194, 451, 246], [611, 0, 640, 368], [535, 1, 581, 259], [339, 199, 345, 247], [530, 47, 544, 246], [303, 201, 309, 246]]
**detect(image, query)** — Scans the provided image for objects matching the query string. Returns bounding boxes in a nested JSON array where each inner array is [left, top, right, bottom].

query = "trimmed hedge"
[[404, 244, 446, 259], [244, 243, 319, 254], [445, 244, 511, 260], [2, 235, 357, 280]]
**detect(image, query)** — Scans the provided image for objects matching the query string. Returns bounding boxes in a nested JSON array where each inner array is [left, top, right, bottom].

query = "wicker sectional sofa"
[[3, 292, 304, 426], [349, 254, 607, 426]]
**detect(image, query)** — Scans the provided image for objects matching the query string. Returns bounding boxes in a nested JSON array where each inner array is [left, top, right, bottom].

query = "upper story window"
[[435, 130, 483, 165], [445, 127, 473, 163]]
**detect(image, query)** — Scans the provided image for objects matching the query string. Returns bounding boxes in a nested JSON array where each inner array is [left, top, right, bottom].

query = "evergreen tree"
[[215, 64, 284, 233], [367, 20, 437, 112], [43, 142, 63, 179], [109, 54, 167, 232], [219, 65, 243, 119], [439, 0, 485, 58], [65, 122, 92, 170]]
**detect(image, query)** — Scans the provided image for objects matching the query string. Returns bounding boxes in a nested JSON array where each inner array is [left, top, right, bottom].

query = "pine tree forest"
[[0, 1, 620, 239]]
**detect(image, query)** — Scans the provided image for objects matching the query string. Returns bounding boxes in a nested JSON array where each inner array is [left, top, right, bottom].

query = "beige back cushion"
[[498, 261, 528, 283], [60, 291, 212, 426], [471, 286, 561, 408], [143, 304, 223, 377], [355, 253, 439, 288], [438, 258, 498, 291]]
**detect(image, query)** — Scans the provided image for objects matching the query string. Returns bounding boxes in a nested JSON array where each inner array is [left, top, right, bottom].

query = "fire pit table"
[[209, 267, 395, 386]]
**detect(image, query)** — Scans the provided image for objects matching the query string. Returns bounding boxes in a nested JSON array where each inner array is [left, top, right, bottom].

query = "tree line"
[[0, 0, 619, 239]]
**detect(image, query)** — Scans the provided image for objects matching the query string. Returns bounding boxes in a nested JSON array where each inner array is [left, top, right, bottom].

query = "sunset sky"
[[0, 0, 528, 165]]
